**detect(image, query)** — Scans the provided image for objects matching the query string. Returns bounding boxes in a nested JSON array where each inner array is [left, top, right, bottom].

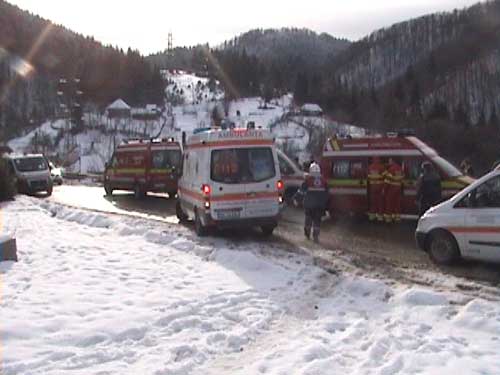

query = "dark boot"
[[304, 227, 311, 239], [312, 225, 320, 243]]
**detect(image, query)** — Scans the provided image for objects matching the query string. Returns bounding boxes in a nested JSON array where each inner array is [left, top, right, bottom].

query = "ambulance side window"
[[332, 160, 350, 178], [465, 176, 500, 208], [278, 155, 294, 176], [350, 160, 366, 179]]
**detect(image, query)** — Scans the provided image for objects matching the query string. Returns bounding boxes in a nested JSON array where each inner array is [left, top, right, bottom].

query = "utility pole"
[[56, 77, 84, 164], [167, 31, 173, 55]]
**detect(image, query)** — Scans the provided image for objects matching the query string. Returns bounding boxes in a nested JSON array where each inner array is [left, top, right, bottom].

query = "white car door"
[[463, 175, 500, 262]]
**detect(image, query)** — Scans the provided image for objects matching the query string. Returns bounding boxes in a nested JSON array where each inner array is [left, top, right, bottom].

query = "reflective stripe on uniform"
[[328, 179, 366, 187], [329, 188, 366, 195], [115, 168, 145, 174]]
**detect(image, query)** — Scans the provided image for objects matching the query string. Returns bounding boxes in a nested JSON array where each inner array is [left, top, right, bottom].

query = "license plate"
[[216, 209, 242, 220]]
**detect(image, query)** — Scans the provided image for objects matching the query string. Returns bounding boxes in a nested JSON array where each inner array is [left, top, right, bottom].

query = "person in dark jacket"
[[302, 162, 329, 243], [416, 162, 442, 216]]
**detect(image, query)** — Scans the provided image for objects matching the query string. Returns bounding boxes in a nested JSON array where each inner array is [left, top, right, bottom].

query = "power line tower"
[[167, 31, 173, 54]]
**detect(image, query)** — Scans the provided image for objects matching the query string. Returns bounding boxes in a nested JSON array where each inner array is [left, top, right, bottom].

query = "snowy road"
[[48, 185, 500, 287], [1, 196, 500, 374]]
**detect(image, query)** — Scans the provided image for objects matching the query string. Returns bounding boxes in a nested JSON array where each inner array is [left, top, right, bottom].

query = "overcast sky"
[[9, 0, 481, 55]]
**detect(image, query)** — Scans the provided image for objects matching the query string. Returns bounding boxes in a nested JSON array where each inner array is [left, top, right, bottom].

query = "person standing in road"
[[383, 157, 404, 223], [416, 161, 442, 216], [302, 162, 329, 243], [367, 156, 386, 221]]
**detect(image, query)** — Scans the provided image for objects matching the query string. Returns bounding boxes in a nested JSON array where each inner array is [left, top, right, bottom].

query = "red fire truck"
[[320, 134, 473, 218], [104, 138, 182, 198]]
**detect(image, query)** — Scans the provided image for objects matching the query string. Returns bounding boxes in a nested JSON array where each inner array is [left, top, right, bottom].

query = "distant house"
[[106, 99, 131, 119], [131, 104, 161, 120], [300, 103, 323, 117]]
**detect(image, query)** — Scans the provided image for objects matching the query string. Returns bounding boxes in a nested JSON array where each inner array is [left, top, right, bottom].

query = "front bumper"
[[415, 231, 427, 251], [18, 179, 52, 193]]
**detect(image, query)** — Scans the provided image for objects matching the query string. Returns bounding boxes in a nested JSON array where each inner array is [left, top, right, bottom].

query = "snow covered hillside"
[[7, 71, 362, 172], [1, 197, 499, 374]]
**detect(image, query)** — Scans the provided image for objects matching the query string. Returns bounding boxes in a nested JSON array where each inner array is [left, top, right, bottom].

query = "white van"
[[6, 154, 53, 196], [416, 169, 500, 264], [177, 128, 284, 236], [276, 149, 304, 200]]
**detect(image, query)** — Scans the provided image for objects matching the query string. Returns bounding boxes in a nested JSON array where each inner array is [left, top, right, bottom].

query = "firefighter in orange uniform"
[[367, 156, 385, 221], [383, 157, 404, 223]]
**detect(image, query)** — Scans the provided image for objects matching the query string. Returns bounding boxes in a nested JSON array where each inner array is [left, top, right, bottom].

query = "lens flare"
[[10, 57, 34, 78]]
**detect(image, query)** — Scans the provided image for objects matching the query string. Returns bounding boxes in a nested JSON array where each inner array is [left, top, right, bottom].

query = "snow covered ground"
[[1, 196, 500, 374]]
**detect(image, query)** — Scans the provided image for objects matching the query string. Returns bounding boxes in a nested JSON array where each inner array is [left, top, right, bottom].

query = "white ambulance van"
[[416, 169, 500, 265], [176, 128, 284, 236]]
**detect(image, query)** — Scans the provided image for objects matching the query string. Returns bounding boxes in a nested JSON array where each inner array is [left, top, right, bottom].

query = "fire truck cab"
[[104, 138, 182, 198], [321, 134, 473, 218], [177, 128, 284, 236]]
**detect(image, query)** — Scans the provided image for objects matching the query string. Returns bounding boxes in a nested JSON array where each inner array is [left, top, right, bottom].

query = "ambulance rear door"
[[209, 146, 279, 221], [209, 147, 249, 221], [243, 146, 280, 219]]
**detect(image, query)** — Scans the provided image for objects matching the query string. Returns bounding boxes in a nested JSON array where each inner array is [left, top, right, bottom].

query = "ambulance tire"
[[428, 230, 460, 265], [134, 185, 145, 199], [104, 184, 113, 196], [176, 200, 188, 222], [261, 225, 276, 237], [194, 210, 208, 237]]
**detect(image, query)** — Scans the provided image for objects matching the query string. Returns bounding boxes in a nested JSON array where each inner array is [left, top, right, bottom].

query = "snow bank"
[[1, 196, 500, 375]]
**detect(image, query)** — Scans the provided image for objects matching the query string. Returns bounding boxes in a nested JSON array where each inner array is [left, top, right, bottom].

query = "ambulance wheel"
[[261, 225, 276, 237], [104, 184, 113, 196], [428, 230, 459, 265], [194, 210, 208, 237], [176, 201, 188, 222], [134, 185, 145, 199]]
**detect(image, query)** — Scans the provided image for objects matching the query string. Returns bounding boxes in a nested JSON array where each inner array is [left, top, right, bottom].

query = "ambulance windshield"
[[211, 147, 275, 183]]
